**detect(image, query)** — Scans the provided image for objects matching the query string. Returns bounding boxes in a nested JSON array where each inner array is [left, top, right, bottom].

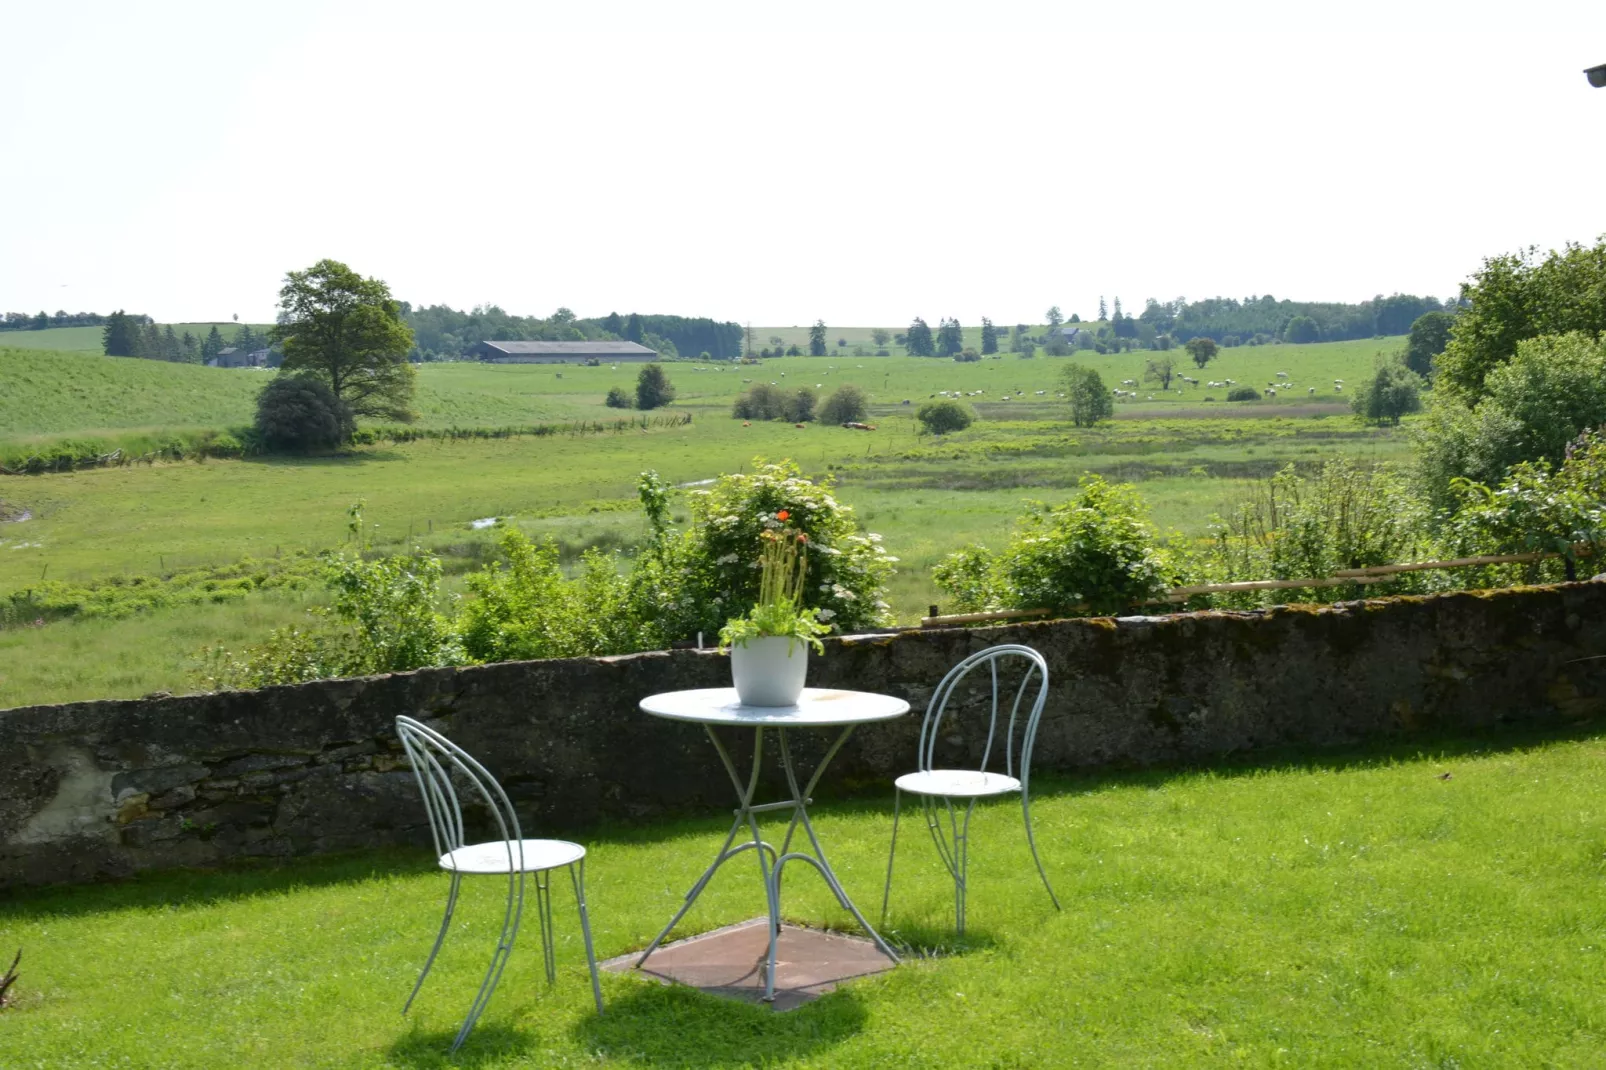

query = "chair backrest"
[[916, 644, 1050, 786], [396, 716, 524, 869]]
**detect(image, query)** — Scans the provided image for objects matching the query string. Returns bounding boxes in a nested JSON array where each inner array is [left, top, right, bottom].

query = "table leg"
[[761, 726, 900, 1000], [634, 725, 777, 968]]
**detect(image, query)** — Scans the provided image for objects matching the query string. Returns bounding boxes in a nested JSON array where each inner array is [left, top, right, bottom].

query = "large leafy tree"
[[635, 363, 676, 410], [1352, 360, 1423, 426], [1063, 363, 1113, 428], [1184, 336, 1218, 369], [935, 317, 964, 357], [1405, 310, 1455, 377], [271, 259, 417, 423], [1434, 238, 1606, 401], [808, 320, 827, 357]]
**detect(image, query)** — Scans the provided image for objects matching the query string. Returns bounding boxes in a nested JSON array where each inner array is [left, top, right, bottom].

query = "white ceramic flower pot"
[[729, 636, 809, 707]]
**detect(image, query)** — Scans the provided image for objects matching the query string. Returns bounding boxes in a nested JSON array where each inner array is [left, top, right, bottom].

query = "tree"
[[271, 259, 417, 422], [936, 317, 964, 357], [870, 328, 891, 348], [820, 384, 869, 424], [254, 374, 351, 452], [1142, 356, 1176, 391], [980, 317, 999, 355], [1184, 336, 1218, 369], [1098, 296, 1108, 321], [202, 325, 225, 363], [917, 399, 973, 434], [161, 324, 181, 362], [1046, 306, 1063, 332], [1405, 310, 1455, 377], [1435, 239, 1606, 401], [1283, 315, 1319, 344], [605, 386, 632, 408], [102, 310, 138, 356], [31, 311, 48, 330], [906, 317, 935, 357], [635, 363, 675, 409], [602, 311, 624, 336], [782, 388, 817, 422], [1352, 360, 1423, 426], [1062, 363, 1113, 428], [809, 320, 828, 357], [235, 323, 258, 354], [624, 313, 645, 344]]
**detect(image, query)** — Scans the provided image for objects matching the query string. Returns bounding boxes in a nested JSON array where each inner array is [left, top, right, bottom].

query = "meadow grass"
[[0, 339, 1416, 709], [2, 725, 1603, 1067], [0, 323, 271, 353]]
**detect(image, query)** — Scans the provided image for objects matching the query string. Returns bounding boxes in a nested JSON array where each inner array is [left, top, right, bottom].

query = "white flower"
[[867, 533, 883, 542], [883, 556, 900, 563], [716, 553, 740, 565], [816, 608, 836, 621]]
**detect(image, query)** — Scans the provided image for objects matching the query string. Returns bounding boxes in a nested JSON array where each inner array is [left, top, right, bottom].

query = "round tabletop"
[[639, 687, 910, 727]]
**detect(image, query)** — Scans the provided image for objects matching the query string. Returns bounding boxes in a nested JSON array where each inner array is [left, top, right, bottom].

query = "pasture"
[[0, 337, 1411, 709]]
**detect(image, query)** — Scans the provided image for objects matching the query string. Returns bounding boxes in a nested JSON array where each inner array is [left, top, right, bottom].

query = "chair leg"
[[880, 787, 903, 928], [1021, 789, 1061, 911], [534, 869, 556, 984], [451, 868, 524, 1053], [570, 859, 605, 1015], [404, 871, 462, 1015]]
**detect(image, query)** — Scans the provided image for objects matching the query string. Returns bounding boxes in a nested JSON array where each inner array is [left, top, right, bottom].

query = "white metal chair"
[[395, 716, 603, 1052], [880, 644, 1060, 935]]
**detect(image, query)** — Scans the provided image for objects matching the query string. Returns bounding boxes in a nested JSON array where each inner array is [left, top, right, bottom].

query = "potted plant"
[[719, 512, 830, 706]]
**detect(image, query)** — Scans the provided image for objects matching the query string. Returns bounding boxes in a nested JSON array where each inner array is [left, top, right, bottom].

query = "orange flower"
[[776, 510, 790, 521], [796, 533, 809, 544]]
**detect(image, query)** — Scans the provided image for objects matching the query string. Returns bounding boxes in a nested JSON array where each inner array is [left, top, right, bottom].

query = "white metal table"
[[635, 686, 910, 1000]]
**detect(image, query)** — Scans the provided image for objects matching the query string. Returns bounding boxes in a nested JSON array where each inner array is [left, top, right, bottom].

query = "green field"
[[3, 726, 1603, 1066], [0, 322, 270, 353], [0, 337, 1410, 709]]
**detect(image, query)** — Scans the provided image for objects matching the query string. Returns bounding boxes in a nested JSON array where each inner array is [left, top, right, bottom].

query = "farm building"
[[210, 347, 270, 368], [473, 340, 659, 364]]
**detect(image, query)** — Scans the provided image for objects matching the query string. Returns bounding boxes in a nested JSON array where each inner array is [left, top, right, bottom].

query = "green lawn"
[[2, 726, 1603, 1066]]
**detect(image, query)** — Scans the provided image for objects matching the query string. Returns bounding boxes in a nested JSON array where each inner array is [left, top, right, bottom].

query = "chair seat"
[[439, 839, 586, 875], [895, 769, 1022, 798]]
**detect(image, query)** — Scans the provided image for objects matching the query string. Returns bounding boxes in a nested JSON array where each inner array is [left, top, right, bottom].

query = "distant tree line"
[[0, 310, 123, 331], [1136, 292, 1455, 346], [100, 311, 270, 364], [399, 303, 742, 362]]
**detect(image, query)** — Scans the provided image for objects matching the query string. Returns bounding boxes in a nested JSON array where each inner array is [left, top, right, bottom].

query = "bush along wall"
[[3, 580, 1605, 889]]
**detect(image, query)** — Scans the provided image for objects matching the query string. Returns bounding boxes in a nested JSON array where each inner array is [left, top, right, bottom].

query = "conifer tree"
[[980, 317, 998, 355]]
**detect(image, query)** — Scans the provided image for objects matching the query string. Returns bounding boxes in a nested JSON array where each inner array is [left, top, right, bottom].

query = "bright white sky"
[[4, 1, 1604, 327]]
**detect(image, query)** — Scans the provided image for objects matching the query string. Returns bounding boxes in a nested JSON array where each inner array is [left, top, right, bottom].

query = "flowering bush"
[[654, 460, 896, 641]]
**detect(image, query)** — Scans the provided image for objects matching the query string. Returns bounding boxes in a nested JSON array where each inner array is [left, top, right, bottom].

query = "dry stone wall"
[[4, 582, 1605, 889]]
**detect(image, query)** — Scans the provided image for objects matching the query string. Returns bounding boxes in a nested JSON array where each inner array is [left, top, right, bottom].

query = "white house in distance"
[[472, 340, 659, 364]]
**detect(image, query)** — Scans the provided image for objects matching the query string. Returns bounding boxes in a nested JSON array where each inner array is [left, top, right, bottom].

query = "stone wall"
[[5, 581, 1605, 889]]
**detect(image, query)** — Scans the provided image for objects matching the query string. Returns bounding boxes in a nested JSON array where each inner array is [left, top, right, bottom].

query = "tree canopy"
[[271, 259, 417, 423], [635, 363, 675, 410], [809, 320, 827, 357], [1434, 238, 1606, 401], [1062, 363, 1113, 428], [1405, 311, 1455, 377], [1352, 360, 1423, 426], [906, 317, 935, 357]]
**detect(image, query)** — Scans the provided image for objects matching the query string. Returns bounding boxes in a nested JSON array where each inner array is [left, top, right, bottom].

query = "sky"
[[4, 0, 1605, 327]]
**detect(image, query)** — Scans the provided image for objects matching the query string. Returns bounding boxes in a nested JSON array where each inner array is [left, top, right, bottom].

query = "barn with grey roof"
[[473, 340, 659, 363]]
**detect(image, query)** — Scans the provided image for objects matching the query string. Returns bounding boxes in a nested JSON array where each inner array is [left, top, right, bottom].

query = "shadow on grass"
[[571, 980, 866, 1068], [880, 924, 1001, 959], [0, 847, 435, 921], [385, 1022, 533, 1068], [239, 447, 410, 468]]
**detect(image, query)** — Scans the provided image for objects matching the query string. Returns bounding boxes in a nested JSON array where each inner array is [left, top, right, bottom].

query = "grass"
[[2, 725, 1604, 1066], [0, 339, 1415, 709], [0, 323, 272, 353]]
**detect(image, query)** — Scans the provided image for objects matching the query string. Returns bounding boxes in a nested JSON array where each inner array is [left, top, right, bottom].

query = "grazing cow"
[[1309, 386, 1316, 395]]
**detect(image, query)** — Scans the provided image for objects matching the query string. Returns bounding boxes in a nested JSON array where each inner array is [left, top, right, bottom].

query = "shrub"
[[933, 476, 1170, 616], [733, 383, 784, 420], [953, 350, 981, 363], [918, 399, 973, 434], [604, 386, 632, 409], [1183, 460, 1435, 607], [781, 388, 817, 423], [1416, 331, 1606, 507], [458, 528, 653, 662], [1227, 386, 1260, 402], [652, 460, 896, 642], [1351, 360, 1423, 425], [819, 384, 869, 424], [1442, 426, 1606, 582], [254, 374, 350, 452], [635, 364, 675, 410]]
